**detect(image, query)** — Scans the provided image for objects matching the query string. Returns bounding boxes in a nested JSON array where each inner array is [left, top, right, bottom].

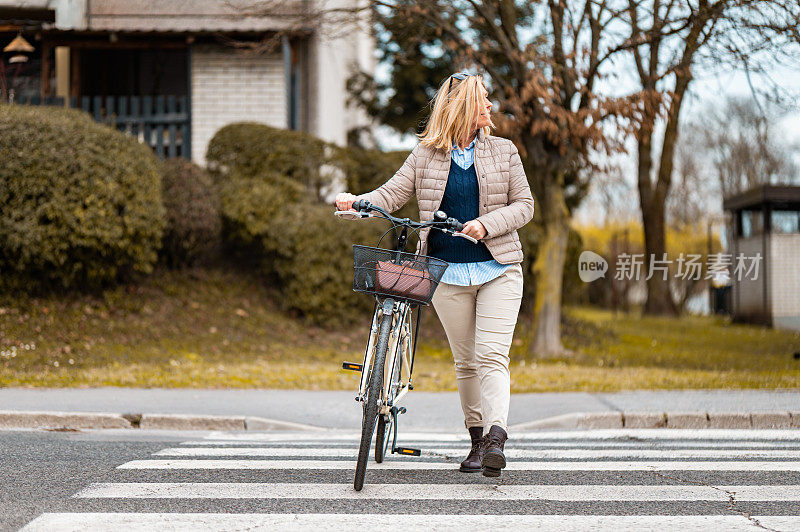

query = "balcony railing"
[[18, 94, 191, 160]]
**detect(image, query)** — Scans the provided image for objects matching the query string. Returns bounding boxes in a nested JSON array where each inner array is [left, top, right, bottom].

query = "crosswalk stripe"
[[118, 458, 800, 471], [21, 513, 800, 531], [74, 482, 800, 501], [202, 429, 800, 441], [155, 446, 800, 459], [179, 439, 799, 449], [203, 431, 465, 442]]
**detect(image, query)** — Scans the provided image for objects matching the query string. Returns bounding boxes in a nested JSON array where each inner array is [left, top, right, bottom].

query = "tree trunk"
[[530, 181, 570, 356], [645, 72, 692, 316], [636, 107, 678, 317], [641, 194, 676, 315]]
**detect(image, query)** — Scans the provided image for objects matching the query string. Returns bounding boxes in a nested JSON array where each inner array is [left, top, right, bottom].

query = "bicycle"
[[334, 198, 478, 491]]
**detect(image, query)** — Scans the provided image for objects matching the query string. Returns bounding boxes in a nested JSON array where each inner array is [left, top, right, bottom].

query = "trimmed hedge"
[[207, 122, 413, 325], [217, 170, 304, 244], [340, 145, 410, 198], [206, 122, 336, 203], [266, 204, 385, 325], [0, 104, 165, 293], [215, 173, 386, 325], [338, 145, 419, 221], [159, 158, 222, 268]]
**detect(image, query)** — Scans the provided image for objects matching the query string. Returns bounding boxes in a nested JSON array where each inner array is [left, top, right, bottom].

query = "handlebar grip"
[[449, 218, 464, 232], [352, 199, 370, 211]]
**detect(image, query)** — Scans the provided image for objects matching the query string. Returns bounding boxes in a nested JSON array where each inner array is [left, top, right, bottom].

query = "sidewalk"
[[0, 388, 798, 431]]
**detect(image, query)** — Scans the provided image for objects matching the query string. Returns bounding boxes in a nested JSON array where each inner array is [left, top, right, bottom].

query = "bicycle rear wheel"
[[375, 413, 392, 463], [354, 311, 393, 491]]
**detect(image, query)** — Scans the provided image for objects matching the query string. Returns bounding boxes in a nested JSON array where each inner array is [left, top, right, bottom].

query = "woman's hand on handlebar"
[[335, 192, 358, 211], [461, 220, 487, 240]]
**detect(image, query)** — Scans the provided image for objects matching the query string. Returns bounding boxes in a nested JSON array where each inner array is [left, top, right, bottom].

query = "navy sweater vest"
[[427, 162, 494, 263]]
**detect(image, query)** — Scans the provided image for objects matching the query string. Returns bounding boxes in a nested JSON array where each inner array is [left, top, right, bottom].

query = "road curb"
[[0, 410, 131, 430], [0, 410, 323, 432], [510, 411, 800, 431], [4, 409, 798, 432]]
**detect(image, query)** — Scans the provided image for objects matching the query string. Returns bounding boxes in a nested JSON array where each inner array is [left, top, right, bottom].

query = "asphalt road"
[[5, 428, 800, 531]]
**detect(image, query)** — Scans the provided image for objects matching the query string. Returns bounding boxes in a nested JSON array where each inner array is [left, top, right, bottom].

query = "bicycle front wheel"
[[354, 311, 393, 491], [376, 334, 403, 463]]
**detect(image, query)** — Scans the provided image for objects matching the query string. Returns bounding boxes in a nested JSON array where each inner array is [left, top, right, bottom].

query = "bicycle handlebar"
[[351, 199, 464, 232], [351, 198, 369, 212], [335, 199, 478, 244]]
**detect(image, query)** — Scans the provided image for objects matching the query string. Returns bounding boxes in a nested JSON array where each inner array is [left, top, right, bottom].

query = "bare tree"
[[702, 95, 799, 197], [217, 0, 372, 54], [667, 121, 714, 228], [590, 159, 640, 226], [622, 0, 800, 316]]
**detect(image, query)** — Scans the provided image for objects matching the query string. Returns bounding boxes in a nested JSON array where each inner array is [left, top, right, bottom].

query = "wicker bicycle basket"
[[352, 245, 449, 305]]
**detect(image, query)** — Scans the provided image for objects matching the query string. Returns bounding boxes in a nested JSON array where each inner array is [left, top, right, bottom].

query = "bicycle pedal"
[[342, 362, 363, 372], [398, 406, 407, 414], [393, 447, 421, 456]]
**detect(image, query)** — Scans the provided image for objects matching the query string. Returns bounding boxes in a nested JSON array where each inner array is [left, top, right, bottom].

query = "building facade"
[[723, 185, 800, 331], [0, 0, 375, 164]]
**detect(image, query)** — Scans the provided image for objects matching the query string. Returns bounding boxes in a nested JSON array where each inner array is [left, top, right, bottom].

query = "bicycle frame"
[[356, 298, 414, 414], [386, 301, 414, 409]]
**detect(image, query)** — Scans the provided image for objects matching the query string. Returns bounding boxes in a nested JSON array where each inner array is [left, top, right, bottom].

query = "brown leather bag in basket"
[[375, 260, 432, 300]]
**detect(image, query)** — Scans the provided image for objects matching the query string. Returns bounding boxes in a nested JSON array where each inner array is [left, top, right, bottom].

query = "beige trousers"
[[431, 262, 523, 436]]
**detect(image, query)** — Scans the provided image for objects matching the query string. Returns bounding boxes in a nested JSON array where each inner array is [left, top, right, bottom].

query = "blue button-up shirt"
[[451, 136, 477, 170], [439, 136, 510, 286]]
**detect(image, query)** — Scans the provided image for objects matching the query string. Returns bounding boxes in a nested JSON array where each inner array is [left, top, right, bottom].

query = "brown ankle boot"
[[459, 426, 485, 473], [481, 425, 508, 477]]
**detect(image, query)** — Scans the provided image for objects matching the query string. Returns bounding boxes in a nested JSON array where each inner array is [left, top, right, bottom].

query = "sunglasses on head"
[[448, 72, 470, 94]]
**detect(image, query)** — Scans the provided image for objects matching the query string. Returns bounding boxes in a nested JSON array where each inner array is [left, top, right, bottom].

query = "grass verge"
[[1, 266, 798, 392]]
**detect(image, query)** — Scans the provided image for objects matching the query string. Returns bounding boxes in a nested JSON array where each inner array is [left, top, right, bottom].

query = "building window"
[[771, 210, 800, 234], [740, 209, 763, 238]]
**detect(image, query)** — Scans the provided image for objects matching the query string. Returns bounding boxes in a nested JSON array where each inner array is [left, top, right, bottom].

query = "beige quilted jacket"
[[356, 129, 535, 264]]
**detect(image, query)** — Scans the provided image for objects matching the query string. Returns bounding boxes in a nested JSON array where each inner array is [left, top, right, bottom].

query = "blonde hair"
[[418, 74, 493, 151]]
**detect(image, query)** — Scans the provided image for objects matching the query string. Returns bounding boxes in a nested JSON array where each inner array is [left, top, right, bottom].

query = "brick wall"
[[190, 44, 286, 165]]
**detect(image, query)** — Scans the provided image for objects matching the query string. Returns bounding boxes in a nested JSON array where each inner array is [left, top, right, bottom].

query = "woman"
[[335, 72, 534, 478]]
